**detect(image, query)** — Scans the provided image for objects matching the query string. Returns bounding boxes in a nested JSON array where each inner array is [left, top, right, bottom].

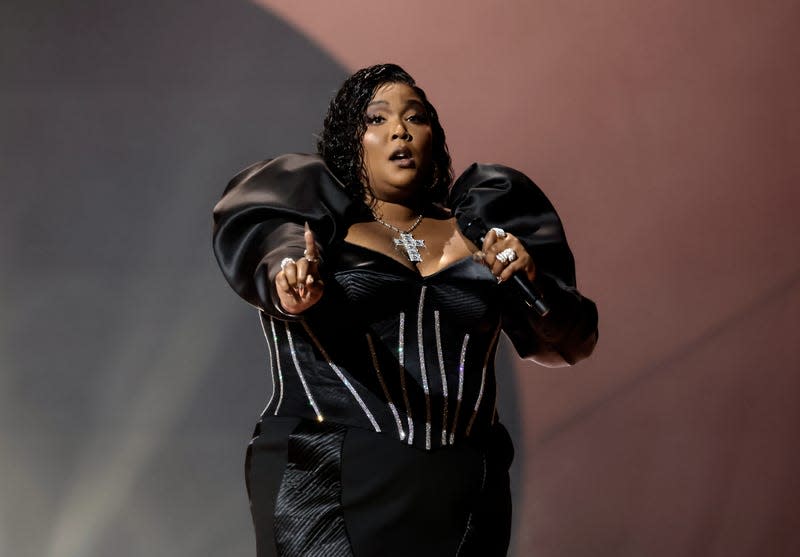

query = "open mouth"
[[389, 148, 415, 167]]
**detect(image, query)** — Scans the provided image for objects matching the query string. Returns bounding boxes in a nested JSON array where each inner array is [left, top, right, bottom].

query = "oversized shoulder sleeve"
[[448, 163, 598, 367], [211, 153, 355, 319]]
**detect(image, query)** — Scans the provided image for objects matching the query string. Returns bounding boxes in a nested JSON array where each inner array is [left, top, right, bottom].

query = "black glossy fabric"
[[341, 418, 514, 556], [246, 415, 514, 557], [213, 153, 598, 555], [449, 162, 599, 364], [274, 421, 351, 556], [255, 242, 505, 451]]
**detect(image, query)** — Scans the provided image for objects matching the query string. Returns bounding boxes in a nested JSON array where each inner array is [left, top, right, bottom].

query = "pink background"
[[260, 1, 800, 554]]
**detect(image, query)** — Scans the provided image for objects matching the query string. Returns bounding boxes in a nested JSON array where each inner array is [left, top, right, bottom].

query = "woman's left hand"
[[479, 228, 536, 283]]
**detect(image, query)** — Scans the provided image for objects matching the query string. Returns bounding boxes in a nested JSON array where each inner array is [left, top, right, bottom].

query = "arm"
[[500, 272, 598, 367], [211, 154, 353, 319], [449, 162, 598, 366]]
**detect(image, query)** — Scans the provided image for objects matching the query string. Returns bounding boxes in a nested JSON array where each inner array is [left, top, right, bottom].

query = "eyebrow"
[[366, 99, 426, 110]]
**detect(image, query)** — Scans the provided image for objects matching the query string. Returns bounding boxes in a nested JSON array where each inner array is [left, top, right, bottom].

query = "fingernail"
[[497, 276, 504, 284]]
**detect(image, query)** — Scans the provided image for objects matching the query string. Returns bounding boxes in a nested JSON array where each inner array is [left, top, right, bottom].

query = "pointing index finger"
[[304, 222, 319, 262]]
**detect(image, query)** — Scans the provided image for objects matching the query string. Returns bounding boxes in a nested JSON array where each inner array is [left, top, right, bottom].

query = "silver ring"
[[491, 227, 506, 239], [496, 248, 517, 264], [279, 257, 294, 271], [303, 249, 318, 263]]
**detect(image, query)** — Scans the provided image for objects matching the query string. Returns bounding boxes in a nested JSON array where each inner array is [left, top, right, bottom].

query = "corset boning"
[[258, 242, 506, 451]]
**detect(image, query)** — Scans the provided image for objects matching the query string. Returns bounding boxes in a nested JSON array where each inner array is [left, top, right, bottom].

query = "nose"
[[391, 120, 412, 141]]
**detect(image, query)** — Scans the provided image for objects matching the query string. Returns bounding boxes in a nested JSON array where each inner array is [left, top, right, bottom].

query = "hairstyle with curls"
[[316, 63, 453, 206]]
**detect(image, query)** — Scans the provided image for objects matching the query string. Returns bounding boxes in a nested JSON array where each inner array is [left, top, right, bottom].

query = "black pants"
[[245, 416, 514, 557]]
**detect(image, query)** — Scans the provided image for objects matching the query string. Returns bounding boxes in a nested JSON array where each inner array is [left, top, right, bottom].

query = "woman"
[[212, 64, 598, 556]]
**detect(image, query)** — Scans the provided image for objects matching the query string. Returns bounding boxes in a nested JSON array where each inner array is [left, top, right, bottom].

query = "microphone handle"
[[459, 215, 550, 316], [509, 272, 550, 317], [476, 231, 550, 317]]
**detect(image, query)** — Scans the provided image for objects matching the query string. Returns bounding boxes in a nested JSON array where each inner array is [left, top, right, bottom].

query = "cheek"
[[419, 131, 434, 162], [418, 127, 433, 149], [362, 131, 381, 151], [361, 132, 382, 167]]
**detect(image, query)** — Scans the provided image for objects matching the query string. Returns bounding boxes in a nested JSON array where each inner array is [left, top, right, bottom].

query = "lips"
[[389, 147, 415, 168]]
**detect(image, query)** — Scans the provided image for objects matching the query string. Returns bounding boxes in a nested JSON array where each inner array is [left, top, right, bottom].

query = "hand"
[[275, 223, 325, 314], [479, 228, 536, 283]]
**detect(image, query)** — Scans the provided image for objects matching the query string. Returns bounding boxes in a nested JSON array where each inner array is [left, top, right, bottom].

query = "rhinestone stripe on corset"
[[366, 332, 406, 441], [285, 321, 323, 422], [433, 310, 449, 447], [416, 286, 433, 450], [268, 317, 284, 414], [449, 333, 470, 445], [465, 323, 502, 436], [258, 313, 276, 416], [301, 321, 381, 432], [397, 312, 414, 445]]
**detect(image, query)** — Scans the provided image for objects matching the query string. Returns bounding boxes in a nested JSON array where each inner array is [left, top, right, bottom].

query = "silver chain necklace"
[[372, 212, 425, 262]]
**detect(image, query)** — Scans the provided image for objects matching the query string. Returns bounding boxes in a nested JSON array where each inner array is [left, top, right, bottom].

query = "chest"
[[321, 241, 501, 332], [343, 217, 477, 277]]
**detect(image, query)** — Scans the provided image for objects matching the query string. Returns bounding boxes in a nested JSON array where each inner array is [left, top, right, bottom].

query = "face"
[[361, 82, 433, 203]]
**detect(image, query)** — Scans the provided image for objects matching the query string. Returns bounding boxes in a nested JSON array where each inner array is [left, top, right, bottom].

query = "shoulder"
[[224, 153, 331, 195], [448, 162, 552, 209]]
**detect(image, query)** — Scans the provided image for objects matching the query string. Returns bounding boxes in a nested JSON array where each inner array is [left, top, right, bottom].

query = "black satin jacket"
[[212, 154, 598, 450]]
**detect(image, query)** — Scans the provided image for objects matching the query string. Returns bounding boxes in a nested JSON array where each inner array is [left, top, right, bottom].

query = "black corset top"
[[258, 240, 505, 450]]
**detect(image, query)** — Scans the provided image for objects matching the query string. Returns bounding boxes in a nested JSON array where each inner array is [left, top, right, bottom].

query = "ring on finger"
[[496, 248, 517, 264], [280, 257, 295, 271], [303, 249, 318, 263], [490, 227, 507, 239]]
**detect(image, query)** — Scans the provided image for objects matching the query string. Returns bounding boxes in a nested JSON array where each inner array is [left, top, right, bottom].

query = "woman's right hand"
[[275, 223, 325, 314]]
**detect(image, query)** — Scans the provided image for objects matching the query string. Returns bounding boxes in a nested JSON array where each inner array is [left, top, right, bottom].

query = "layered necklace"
[[372, 212, 425, 262]]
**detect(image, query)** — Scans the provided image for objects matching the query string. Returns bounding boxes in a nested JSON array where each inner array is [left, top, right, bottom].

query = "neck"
[[370, 199, 425, 227]]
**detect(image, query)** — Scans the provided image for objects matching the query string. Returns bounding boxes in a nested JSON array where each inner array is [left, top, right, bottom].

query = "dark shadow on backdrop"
[[0, 1, 523, 555]]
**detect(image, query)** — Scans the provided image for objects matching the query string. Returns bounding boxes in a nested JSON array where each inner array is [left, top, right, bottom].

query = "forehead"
[[369, 82, 423, 105]]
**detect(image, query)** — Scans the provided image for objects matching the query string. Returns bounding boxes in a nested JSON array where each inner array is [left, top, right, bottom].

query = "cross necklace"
[[372, 212, 426, 262]]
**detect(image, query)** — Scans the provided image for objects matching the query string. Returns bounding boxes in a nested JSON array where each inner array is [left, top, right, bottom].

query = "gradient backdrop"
[[2, 1, 798, 556]]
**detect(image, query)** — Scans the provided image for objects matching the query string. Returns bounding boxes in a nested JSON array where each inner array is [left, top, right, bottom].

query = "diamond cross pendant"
[[394, 232, 425, 262]]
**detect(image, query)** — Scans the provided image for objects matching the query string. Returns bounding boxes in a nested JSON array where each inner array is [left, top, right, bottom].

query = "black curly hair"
[[316, 63, 453, 206]]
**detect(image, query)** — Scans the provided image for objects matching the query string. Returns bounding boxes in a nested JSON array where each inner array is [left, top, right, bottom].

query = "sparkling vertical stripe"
[[465, 324, 502, 436], [398, 312, 414, 445], [269, 317, 284, 414], [258, 312, 275, 415], [366, 333, 406, 440], [285, 322, 323, 422], [416, 286, 432, 450], [301, 321, 381, 433], [434, 310, 449, 447], [449, 333, 470, 445]]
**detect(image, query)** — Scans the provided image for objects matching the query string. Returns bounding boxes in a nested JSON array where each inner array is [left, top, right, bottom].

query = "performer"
[[212, 63, 598, 557]]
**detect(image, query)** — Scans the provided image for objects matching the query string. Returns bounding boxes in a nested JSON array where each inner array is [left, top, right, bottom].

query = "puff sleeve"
[[448, 163, 598, 367], [212, 154, 355, 319]]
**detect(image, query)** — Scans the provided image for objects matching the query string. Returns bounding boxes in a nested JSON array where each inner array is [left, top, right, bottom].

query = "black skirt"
[[245, 415, 514, 557]]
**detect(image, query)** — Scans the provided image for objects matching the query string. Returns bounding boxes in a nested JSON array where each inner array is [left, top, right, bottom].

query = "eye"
[[407, 113, 429, 124], [366, 114, 385, 125]]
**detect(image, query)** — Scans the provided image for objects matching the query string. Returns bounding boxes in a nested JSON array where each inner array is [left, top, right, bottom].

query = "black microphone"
[[457, 214, 550, 317]]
